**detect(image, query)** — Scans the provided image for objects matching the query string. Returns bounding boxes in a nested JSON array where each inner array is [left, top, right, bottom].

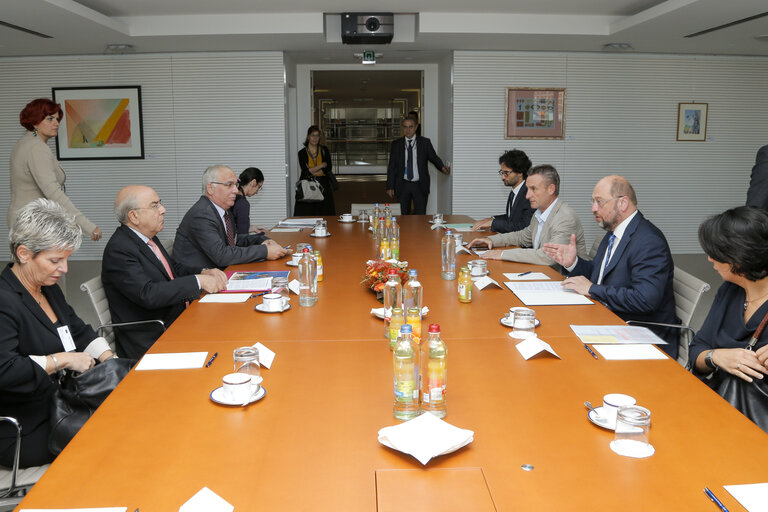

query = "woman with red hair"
[[8, 98, 101, 241]]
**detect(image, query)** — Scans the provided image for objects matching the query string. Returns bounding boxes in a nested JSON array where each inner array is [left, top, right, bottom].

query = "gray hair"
[[202, 165, 230, 194], [9, 199, 82, 263], [114, 191, 143, 224], [529, 164, 561, 196]]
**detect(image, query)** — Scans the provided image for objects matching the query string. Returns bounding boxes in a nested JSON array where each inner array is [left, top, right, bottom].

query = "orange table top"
[[17, 215, 767, 512]]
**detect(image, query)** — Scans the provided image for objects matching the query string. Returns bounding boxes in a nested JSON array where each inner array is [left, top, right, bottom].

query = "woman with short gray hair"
[[0, 198, 115, 468]]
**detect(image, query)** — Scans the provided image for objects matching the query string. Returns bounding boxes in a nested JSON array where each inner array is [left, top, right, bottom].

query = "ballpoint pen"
[[517, 271, 532, 277], [205, 352, 218, 368], [704, 487, 729, 512], [251, 291, 269, 298], [583, 344, 599, 360]]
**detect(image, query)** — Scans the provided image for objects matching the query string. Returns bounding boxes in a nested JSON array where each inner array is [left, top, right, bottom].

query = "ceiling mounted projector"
[[341, 13, 394, 44]]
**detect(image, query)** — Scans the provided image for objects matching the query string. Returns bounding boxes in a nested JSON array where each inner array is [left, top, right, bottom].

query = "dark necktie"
[[406, 140, 414, 181], [507, 190, 516, 219], [224, 212, 235, 246], [597, 234, 616, 284]]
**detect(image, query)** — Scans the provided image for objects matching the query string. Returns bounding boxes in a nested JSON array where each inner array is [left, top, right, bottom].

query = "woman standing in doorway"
[[294, 125, 337, 216]]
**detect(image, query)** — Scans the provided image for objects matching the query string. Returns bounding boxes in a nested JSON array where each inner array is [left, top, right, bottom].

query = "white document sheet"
[[515, 337, 561, 360], [179, 487, 234, 512], [226, 277, 271, 292], [199, 293, 251, 303], [270, 228, 302, 232], [724, 483, 768, 512], [278, 217, 322, 227], [570, 325, 668, 345], [503, 272, 551, 281], [135, 352, 208, 370], [252, 342, 276, 369], [505, 281, 593, 305], [592, 344, 667, 360]]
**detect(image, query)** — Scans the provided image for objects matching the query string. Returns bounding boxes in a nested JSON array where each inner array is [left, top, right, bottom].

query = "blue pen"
[[704, 487, 729, 512], [251, 291, 269, 298], [583, 344, 599, 360], [517, 271, 532, 277], [205, 352, 218, 368]]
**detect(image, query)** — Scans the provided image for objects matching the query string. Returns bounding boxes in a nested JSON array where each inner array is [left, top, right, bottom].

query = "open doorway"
[[311, 70, 422, 212]]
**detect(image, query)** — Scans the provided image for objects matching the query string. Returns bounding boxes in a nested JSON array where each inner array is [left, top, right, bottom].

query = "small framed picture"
[[505, 87, 566, 140], [52, 86, 145, 160], [676, 102, 708, 142]]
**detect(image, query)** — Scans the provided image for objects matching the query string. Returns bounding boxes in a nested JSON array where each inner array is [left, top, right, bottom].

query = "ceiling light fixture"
[[602, 43, 634, 52], [104, 43, 135, 54]]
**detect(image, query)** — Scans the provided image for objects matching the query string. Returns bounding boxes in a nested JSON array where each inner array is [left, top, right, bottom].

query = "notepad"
[[505, 281, 593, 305], [724, 482, 768, 512], [199, 293, 250, 303], [592, 344, 667, 360], [503, 272, 550, 281], [135, 352, 208, 370]]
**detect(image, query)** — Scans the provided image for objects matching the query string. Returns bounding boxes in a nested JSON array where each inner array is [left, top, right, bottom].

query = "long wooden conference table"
[[17, 215, 768, 511]]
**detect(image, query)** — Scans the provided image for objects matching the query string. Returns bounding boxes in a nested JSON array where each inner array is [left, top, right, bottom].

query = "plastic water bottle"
[[420, 324, 447, 418], [441, 229, 456, 280], [382, 269, 403, 338], [298, 248, 317, 307], [372, 203, 381, 231], [389, 217, 400, 260], [403, 269, 422, 317], [384, 203, 392, 227], [393, 324, 420, 421]]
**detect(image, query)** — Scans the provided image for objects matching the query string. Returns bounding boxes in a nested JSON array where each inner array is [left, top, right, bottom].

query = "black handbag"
[[48, 357, 135, 455], [295, 177, 324, 202], [715, 309, 768, 433]]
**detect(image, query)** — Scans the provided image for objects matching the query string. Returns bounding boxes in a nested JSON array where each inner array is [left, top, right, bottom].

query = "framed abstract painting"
[[505, 87, 566, 140], [676, 102, 708, 142], [52, 86, 145, 160]]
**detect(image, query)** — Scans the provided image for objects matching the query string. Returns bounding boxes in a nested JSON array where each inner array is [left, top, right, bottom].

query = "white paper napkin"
[[455, 245, 471, 254], [515, 337, 561, 360], [252, 342, 276, 369], [378, 412, 474, 465], [473, 276, 501, 289], [179, 486, 233, 512], [288, 279, 301, 295], [135, 352, 208, 370]]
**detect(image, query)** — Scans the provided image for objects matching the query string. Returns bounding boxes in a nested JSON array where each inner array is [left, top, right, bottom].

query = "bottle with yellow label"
[[379, 237, 390, 260], [313, 250, 323, 282], [458, 266, 472, 303]]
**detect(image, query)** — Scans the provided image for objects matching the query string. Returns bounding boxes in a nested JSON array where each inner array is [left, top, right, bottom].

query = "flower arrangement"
[[362, 259, 409, 293]]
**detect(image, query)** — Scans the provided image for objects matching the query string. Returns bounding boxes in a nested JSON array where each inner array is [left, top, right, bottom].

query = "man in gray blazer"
[[174, 165, 288, 274], [467, 164, 588, 272]]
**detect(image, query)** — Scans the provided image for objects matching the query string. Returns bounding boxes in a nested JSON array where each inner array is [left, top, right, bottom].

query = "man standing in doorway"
[[386, 115, 450, 215]]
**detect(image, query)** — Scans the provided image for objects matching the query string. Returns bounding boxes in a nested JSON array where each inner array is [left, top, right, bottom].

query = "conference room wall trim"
[[0, 52, 286, 260], [452, 51, 768, 253]]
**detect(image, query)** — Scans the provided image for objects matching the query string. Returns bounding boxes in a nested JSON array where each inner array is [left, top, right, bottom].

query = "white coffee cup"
[[291, 252, 302, 264], [341, 213, 353, 221], [262, 292, 287, 311], [602, 393, 637, 428], [222, 373, 252, 403]]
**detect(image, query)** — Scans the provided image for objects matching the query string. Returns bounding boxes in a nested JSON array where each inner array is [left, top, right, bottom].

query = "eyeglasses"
[[498, 170, 513, 177], [591, 196, 624, 208], [211, 181, 239, 189], [132, 199, 163, 211]]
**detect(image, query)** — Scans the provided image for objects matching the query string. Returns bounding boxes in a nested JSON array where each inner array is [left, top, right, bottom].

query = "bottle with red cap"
[[420, 323, 447, 418]]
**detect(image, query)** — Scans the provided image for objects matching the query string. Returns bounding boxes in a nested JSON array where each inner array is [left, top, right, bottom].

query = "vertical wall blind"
[[0, 52, 285, 260], [453, 51, 768, 253]]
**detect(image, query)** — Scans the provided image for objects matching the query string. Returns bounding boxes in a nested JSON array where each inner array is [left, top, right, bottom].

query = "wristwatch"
[[704, 349, 719, 371]]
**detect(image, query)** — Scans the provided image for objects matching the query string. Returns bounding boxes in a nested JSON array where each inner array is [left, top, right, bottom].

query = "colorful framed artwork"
[[52, 86, 144, 160], [676, 102, 708, 142], [505, 87, 566, 139]]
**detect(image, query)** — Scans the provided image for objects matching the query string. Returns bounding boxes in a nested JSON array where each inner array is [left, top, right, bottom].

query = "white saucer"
[[587, 407, 614, 430], [286, 261, 299, 267], [310, 232, 331, 237], [255, 303, 291, 313], [210, 385, 266, 406], [609, 440, 655, 458], [338, 217, 356, 223], [500, 316, 541, 328]]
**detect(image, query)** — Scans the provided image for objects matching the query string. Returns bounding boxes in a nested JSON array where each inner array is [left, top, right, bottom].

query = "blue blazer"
[[386, 136, 444, 198], [570, 212, 679, 358], [491, 183, 534, 233]]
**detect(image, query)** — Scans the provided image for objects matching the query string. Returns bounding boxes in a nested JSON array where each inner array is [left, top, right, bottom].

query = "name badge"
[[57, 325, 76, 352]]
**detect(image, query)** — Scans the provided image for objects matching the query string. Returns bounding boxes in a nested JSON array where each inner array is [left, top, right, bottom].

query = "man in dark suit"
[[746, 144, 768, 210], [174, 165, 288, 274], [102, 185, 228, 359], [543, 175, 679, 358], [386, 116, 450, 215], [471, 149, 535, 233]]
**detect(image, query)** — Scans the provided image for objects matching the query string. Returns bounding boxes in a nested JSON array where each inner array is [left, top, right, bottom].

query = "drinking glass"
[[233, 346, 260, 380]]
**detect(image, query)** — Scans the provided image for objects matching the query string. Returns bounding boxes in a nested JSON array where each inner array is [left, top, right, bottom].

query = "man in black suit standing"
[[746, 144, 768, 210], [471, 149, 535, 233], [174, 165, 288, 273], [386, 116, 450, 215], [102, 185, 227, 359]]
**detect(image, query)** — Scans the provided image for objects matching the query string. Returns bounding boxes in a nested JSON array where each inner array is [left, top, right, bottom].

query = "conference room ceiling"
[[1, 0, 767, 59]]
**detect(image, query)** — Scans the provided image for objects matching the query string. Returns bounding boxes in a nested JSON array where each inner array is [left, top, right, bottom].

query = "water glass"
[[233, 346, 260, 380], [271, 276, 290, 302], [614, 405, 652, 451], [512, 308, 536, 338], [359, 209, 369, 223]]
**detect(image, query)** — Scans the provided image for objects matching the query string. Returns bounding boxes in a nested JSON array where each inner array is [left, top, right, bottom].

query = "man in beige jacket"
[[467, 164, 588, 272]]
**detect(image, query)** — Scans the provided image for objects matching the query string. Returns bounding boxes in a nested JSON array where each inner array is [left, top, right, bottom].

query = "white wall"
[[0, 52, 286, 260], [452, 51, 768, 253]]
